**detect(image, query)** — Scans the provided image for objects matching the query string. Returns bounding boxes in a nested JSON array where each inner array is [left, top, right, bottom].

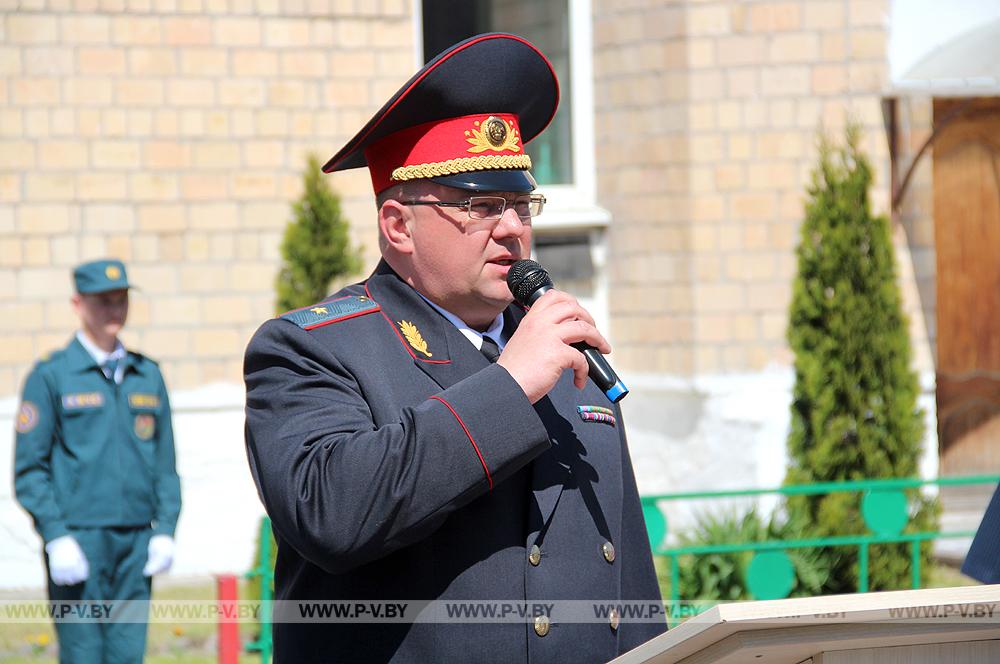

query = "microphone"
[[507, 259, 628, 402]]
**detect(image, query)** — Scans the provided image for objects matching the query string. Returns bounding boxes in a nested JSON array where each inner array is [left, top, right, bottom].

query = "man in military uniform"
[[244, 34, 665, 662], [14, 259, 181, 664]]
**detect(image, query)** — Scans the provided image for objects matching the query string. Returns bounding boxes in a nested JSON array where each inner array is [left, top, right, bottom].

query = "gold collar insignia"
[[398, 320, 432, 358]]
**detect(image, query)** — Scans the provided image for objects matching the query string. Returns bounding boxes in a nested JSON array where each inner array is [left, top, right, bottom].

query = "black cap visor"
[[431, 169, 537, 193]]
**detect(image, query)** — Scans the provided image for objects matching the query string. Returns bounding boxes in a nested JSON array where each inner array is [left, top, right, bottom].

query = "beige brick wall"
[[594, 0, 901, 375], [3, 1, 933, 396], [0, 2, 411, 397]]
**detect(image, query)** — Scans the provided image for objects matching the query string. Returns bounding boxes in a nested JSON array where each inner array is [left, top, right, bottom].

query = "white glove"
[[45, 535, 89, 586], [142, 534, 175, 577]]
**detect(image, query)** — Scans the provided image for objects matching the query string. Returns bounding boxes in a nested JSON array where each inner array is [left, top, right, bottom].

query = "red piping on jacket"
[[303, 306, 380, 331], [429, 395, 493, 490]]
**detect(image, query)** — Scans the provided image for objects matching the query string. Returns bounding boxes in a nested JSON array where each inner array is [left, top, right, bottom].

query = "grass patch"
[[927, 562, 980, 589]]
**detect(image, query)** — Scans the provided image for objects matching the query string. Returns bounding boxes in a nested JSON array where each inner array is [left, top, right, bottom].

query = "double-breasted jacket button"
[[528, 544, 541, 566], [609, 608, 620, 631], [602, 541, 616, 563], [534, 615, 550, 637]]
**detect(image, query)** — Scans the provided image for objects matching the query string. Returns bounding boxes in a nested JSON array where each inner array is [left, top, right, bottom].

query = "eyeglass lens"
[[468, 197, 543, 220]]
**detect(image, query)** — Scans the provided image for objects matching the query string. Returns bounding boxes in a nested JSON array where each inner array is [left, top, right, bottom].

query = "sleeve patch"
[[280, 296, 380, 330], [134, 413, 156, 440], [16, 402, 39, 433]]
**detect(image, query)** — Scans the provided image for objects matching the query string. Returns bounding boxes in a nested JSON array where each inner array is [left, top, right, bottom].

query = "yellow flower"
[[36, 632, 50, 646], [173, 625, 184, 637]]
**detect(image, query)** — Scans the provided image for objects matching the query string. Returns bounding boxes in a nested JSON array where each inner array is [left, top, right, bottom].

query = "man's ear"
[[70, 292, 82, 316], [379, 200, 415, 255]]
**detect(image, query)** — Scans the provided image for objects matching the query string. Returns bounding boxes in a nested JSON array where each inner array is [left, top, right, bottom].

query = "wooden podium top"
[[611, 585, 1000, 664]]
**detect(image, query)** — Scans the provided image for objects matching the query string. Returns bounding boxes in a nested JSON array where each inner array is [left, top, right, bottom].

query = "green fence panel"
[[643, 473, 999, 619], [244, 516, 274, 664]]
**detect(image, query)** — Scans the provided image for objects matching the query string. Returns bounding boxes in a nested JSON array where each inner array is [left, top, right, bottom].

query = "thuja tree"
[[275, 153, 362, 313], [784, 124, 937, 593]]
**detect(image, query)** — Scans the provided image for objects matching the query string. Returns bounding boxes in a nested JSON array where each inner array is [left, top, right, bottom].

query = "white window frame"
[[528, 0, 609, 333]]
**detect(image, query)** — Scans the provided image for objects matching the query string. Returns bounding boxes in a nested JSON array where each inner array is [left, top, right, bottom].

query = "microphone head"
[[507, 259, 553, 306]]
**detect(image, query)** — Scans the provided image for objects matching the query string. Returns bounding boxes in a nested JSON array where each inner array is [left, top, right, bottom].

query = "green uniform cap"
[[73, 259, 131, 294]]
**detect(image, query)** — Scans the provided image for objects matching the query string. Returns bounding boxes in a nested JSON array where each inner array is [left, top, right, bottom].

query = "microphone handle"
[[522, 286, 629, 403], [571, 343, 628, 402]]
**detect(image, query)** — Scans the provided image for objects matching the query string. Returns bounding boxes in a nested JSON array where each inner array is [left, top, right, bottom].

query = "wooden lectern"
[[611, 585, 1000, 664]]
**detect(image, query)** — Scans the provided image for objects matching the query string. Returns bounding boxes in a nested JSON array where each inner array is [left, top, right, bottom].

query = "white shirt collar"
[[77, 331, 126, 382], [417, 294, 506, 352]]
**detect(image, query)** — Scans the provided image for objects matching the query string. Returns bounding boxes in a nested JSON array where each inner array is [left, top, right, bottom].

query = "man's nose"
[[492, 206, 528, 238]]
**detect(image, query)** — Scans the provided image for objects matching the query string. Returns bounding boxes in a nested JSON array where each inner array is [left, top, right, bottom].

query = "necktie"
[[102, 358, 119, 382], [480, 335, 501, 363]]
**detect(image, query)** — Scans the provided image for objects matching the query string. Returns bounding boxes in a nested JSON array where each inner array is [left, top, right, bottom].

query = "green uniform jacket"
[[14, 336, 181, 543]]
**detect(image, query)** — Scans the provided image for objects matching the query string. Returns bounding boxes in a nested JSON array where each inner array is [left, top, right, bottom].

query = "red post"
[[217, 574, 240, 664]]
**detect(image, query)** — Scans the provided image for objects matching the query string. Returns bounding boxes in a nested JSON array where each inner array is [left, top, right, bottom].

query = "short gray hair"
[[375, 180, 439, 210]]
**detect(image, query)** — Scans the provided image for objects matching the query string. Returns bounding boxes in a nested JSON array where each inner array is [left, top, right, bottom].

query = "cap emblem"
[[466, 116, 521, 153], [106, 265, 121, 280]]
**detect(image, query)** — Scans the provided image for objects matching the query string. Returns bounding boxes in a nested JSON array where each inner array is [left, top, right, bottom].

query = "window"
[[534, 232, 596, 295], [419, 0, 609, 330], [421, 0, 573, 185], [534, 230, 607, 334]]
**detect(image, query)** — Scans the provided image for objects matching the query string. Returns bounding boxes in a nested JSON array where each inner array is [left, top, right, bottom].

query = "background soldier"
[[14, 258, 181, 663]]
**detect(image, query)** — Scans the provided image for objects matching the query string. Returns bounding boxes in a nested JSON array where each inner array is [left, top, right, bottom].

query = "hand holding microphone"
[[499, 259, 628, 404]]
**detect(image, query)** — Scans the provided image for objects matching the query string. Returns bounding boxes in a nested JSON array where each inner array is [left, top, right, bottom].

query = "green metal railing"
[[244, 516, 273, 664], [641, 474, 999, 609]]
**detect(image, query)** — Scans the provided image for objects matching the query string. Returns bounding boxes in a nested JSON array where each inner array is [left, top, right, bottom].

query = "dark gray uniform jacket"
[[962, 482, 1000, 583], [244, 262, 665, 663]]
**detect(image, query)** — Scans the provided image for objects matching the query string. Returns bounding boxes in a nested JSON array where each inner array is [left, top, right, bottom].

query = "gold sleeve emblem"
[[398, 320, 432, 357], [465, 116, 521, 154]]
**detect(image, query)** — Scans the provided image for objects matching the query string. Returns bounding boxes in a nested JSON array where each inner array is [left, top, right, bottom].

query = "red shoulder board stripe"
[[279, 296, 380, 330]]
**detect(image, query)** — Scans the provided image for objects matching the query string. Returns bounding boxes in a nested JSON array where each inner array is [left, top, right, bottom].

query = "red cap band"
[[364, 113, 531, 194]]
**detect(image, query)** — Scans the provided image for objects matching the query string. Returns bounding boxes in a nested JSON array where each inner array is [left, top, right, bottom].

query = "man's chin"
[[480, 295, 514, 316]]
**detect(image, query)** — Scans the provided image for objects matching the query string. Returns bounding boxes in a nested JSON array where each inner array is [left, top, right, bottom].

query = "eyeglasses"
[[402, 195, 546, 228]]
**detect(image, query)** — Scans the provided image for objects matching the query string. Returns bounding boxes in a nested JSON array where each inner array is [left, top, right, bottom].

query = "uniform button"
[[602, 541, 616, 563], [534, 615, 550, 637], [528, 544, 541, 566], [609, 608, 620, 631]]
